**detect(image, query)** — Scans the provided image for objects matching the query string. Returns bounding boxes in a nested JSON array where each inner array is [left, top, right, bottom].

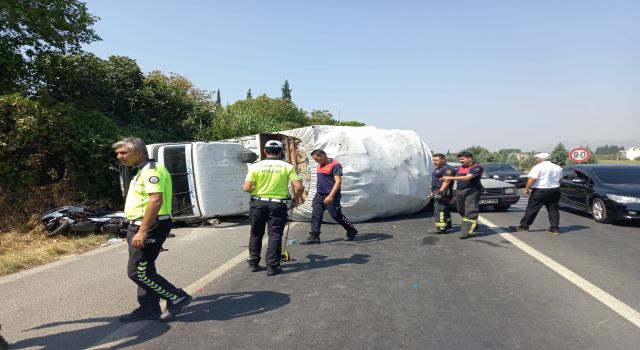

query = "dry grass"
[[0, 182, 116, 276], [0, 228, 111, 276]]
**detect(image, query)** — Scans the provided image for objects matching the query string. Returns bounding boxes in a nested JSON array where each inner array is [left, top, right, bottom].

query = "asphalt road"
[[1, 194, 639, 349]]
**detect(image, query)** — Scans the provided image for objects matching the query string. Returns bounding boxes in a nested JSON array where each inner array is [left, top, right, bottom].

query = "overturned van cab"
[[120, 142, 257, 222]]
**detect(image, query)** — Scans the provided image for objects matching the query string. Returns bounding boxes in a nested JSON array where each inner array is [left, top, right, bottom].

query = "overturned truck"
[[228, 125, 434, 222]]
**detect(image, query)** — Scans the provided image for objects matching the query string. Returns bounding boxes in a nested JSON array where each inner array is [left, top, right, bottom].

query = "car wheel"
[[591, 198, 611, 223]]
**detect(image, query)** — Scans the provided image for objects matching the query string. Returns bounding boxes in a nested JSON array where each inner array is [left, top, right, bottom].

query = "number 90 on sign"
[[568, 148, 591, 162]]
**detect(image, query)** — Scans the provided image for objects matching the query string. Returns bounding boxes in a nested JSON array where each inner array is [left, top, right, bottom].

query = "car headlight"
[[519, 174, 529, 178], [504, 187, 516, 194], [492, 175, 500, 179], [606, 194, 640, 204]]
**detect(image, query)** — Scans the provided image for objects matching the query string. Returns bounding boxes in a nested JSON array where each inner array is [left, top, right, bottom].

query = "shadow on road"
[[11, 291, 289, 350], [174, 291, 290, 322], [281, 254, 370, 274], [10, 315, 170, 350], [321, 232, 394, 244]]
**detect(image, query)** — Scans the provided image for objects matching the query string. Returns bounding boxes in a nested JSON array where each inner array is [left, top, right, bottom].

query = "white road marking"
[[88, 239, 267, 349], [478, 217, 640, 329]]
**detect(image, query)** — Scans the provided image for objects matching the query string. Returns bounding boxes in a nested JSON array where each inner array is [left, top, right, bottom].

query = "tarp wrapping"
[[277, 126, 433, 222]]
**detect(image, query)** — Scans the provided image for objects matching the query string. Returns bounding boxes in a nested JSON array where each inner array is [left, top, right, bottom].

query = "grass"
[[0, 182, 118, 276], [0, 228, 111, 276]]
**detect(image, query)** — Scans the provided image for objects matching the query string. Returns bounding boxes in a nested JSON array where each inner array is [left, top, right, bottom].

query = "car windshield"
[[592, 167, 640, 184], [484, 164, 518, 172]]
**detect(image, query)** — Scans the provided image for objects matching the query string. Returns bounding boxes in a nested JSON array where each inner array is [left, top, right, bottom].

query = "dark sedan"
[[559, 164, 640, 223], [482, 163, 528, 188]]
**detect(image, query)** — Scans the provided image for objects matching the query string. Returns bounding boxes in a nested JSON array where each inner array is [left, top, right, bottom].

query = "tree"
[[0, 0, 101, 94], [246, 89, 252, 99], [216, 89, 221, 105], [550, 142, 568, 166], [210, 95, 306, 140], [308, 109, 336, 125], [506, 153, 520, 168], [34, 53, 144, 124], [281, 80, 292, 100], [519, 154, 538, 171]]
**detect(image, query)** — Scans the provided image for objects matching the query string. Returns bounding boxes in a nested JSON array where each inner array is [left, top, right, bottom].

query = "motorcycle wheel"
[[44, 217, 71, 237]]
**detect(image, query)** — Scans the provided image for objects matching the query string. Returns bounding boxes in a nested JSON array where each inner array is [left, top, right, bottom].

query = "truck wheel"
[[591, 198, 611, 223], [493, 205, 511, 212]]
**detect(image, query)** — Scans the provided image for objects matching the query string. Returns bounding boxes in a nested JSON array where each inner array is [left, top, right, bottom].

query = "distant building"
[[625, 147, 640, 161]]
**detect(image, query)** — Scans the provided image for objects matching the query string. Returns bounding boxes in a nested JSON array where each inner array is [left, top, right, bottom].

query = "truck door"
[[157, 144, 201, 219]]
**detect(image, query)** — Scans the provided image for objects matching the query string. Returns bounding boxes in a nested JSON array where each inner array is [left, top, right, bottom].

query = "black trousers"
[[311, 192, 356, 235], [520, 187, 561, 229], [248, 200, 288, 267], [126, 219, 182, 312]]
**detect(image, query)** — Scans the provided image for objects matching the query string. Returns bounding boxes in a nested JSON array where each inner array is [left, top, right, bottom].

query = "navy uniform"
[[455, 162, 484, 238], [431, 163, 455, 233]]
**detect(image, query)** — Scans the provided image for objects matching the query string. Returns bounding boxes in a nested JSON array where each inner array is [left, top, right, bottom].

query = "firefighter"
[[429, 153, 455, 234], [301, 149, 358, 244], [113, 137, 192, 322], [243, 140, 305, 276], [441, 151, 484, 239]]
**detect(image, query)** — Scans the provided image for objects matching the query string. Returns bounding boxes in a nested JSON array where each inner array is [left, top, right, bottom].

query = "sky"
[[83, 0, 640, 152]]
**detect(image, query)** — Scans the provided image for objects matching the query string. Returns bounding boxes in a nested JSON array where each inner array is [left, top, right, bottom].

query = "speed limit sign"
[[569, 147, 591, 163]]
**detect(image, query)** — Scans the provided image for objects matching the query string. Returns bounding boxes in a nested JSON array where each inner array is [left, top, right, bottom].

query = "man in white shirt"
[[515, 152, 564, 234]]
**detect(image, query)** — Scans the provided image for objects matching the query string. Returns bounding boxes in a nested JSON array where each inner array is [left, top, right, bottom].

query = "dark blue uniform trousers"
[[311, 192, 356, 235]]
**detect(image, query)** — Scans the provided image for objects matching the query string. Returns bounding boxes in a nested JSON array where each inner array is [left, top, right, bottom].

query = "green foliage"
[[281, 80, 292, 100], [335, 120, 365, 126], [496, 149, 521, 163], [0, 94, 120, 200], [34, 53, 144, 123], [550, 143, 568, 165], [595, 144, 623, 155], [459, 146, 495, 163], [519, 154, 538, 171], [506, 153, 520, 168], [210, 95, 307, 140], [0, 0, 100, 94], [308, 110, 336, 125]]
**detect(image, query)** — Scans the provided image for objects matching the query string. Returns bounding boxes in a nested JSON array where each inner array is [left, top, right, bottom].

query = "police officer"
[[243, 140, 304, 276], [441, 151, 484, 239], [301, 149, 358, 244], [113, 137, 192, 322], [429, 153, 455, 234]]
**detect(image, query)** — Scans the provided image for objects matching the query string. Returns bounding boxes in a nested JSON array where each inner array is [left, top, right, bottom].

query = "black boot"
[[299, 233, 321, 245]]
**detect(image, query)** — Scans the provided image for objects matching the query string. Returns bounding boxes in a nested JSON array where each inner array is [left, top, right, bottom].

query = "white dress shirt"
[[528, 161, 563, 189]]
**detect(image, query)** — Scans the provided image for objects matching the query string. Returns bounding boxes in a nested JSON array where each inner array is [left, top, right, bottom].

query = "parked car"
[[559, 164, 640, 223], [447, 163, 521, 211], [482, 163, 528, 188]]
